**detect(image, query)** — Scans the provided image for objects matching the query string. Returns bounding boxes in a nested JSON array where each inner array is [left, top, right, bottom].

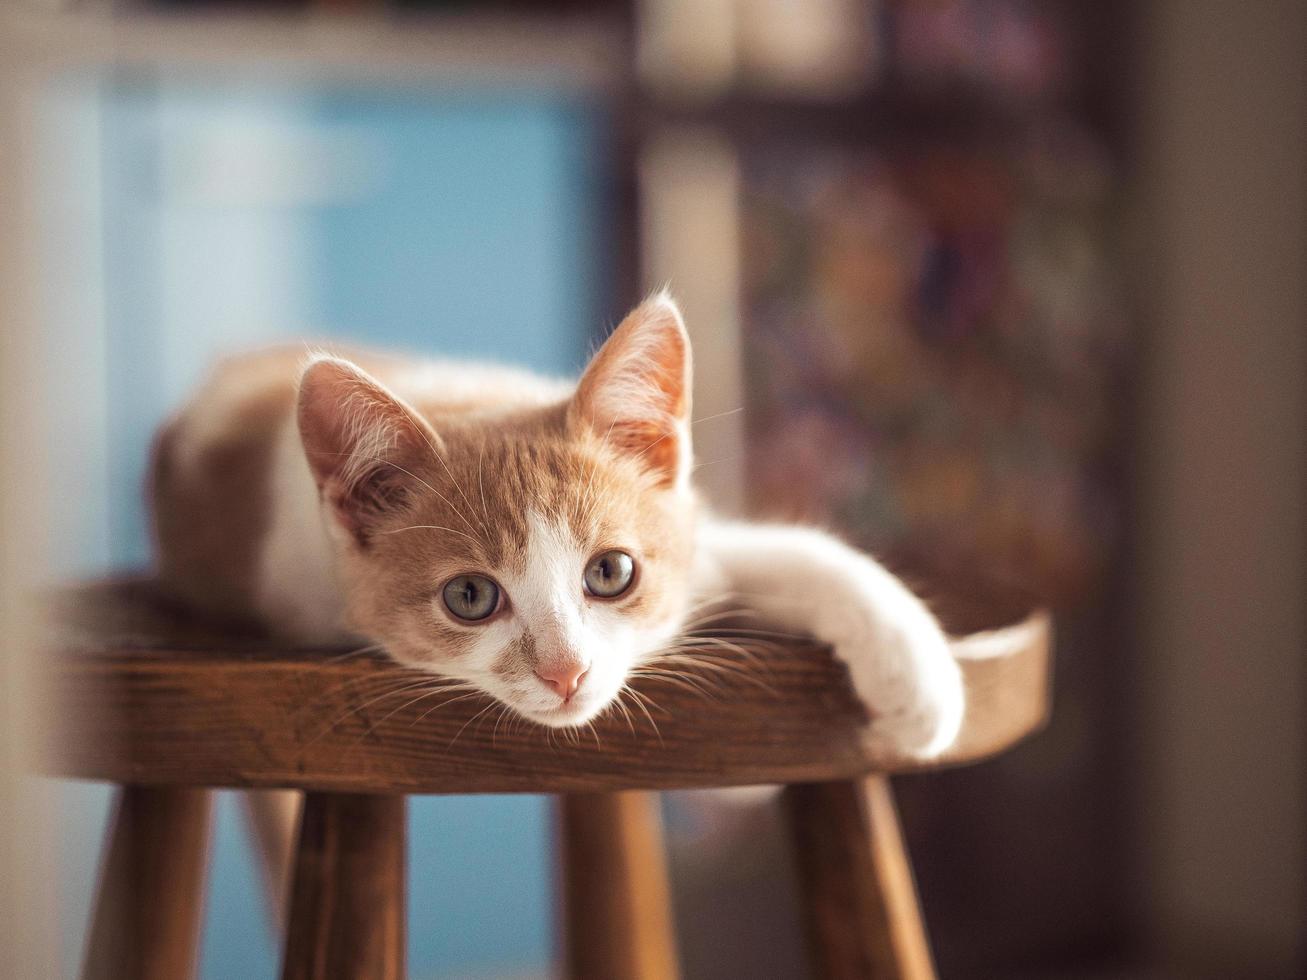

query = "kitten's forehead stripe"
[[401, 429, 658, 578]]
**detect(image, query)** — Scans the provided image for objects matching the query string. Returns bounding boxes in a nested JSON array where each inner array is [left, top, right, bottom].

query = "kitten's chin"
[[515, 695, 611, 729]]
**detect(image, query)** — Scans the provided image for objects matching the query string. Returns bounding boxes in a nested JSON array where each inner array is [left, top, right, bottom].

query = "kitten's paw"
[[830, 617, 965, 760]]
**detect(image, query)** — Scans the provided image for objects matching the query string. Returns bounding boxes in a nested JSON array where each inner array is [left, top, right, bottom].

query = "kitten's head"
[[297, 294, 696, 728]]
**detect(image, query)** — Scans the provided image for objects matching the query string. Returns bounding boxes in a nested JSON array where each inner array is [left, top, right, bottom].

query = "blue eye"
[[584, 550, 636, 598], [442, 574, 501, 622]]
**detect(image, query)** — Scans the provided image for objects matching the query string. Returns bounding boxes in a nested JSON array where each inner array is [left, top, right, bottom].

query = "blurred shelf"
[[4, 6, 1094, 148], [636, 82, 1041, 148], [0, 6, 624, 90]]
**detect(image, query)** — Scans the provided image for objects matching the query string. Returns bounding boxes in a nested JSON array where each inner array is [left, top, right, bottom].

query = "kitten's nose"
[[535, 663, 588, 701]]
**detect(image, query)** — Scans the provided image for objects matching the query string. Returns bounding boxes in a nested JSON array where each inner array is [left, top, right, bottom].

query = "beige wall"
[[0, 68, 61, 979], [1138, 1, 1305, 974]]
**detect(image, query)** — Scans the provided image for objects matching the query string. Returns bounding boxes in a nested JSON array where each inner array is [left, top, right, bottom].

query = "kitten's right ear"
[[297, 356, 438, 543], [571, 291, 692, 490]]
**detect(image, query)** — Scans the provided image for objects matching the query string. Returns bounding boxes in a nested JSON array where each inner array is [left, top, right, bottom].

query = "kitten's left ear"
[[571, 291, 692, 490]]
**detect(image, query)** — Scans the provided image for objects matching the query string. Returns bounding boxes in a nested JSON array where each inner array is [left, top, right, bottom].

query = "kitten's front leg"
[[695, 519, 964, 758]]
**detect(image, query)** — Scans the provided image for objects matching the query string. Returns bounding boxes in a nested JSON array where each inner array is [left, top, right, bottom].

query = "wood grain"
[[82, 786, 212, 980], [782, 777, 935, 980], [39, 579, 1051, 794], [280, 793, 406, 980], [558, 792, 680, 980]]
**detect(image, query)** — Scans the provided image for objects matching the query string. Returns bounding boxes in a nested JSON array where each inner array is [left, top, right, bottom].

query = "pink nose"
[[535, 663, 588, 700]]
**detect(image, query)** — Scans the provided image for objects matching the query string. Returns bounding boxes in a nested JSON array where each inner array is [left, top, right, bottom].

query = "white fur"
[[490, 512, 629, 724], [392, 362, 574, 412], [694, 518, 965, 757], [255, 415, 347, 642]]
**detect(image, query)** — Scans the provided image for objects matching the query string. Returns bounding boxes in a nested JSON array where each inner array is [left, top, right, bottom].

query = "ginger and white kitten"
[[151, 293, 963, 757]]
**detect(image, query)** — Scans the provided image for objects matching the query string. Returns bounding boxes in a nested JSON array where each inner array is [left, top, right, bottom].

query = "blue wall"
[[307, 89, 602, 369], [57, 75, 607, 979]]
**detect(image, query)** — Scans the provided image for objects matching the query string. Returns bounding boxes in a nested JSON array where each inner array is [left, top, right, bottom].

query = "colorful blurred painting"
[[741, 122, 1125, 621]]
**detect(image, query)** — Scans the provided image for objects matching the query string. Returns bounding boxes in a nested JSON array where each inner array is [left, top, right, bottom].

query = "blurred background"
[[0, 1, 1301, 978]]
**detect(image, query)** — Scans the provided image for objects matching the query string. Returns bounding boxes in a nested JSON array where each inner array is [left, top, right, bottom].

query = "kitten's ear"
[[571, 291, 692, 489], [297, 356, 437, 542]]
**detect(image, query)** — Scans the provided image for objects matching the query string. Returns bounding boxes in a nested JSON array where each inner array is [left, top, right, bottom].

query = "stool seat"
[[39, 578, 1050, 795], [47, 577, 1052, 980]]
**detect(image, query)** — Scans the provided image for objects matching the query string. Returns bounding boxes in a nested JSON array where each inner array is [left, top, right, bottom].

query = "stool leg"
[[82, 785, 212, 980], [782, 776, 936, 980], [558, 791, 680, 980], [280, 792, 406, 980]]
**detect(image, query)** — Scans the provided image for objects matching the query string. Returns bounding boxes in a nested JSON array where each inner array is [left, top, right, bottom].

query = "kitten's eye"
[[442, 574, 501, 622], [584, 550, 636, 599]]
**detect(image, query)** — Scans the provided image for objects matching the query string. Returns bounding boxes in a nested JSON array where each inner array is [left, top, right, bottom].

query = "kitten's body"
[[151, 295, 963, 757]]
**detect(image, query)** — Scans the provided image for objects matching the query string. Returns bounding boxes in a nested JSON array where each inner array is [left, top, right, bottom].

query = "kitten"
[[151, 292, 963, 757]]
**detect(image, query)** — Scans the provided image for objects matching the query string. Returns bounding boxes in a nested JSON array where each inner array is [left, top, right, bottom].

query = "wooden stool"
[[40, 580, 1050, 980]]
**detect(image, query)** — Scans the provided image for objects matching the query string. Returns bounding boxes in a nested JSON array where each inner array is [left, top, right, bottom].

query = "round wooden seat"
[[45, 578, 1051, 980], [41, 579, 1050, 794]]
